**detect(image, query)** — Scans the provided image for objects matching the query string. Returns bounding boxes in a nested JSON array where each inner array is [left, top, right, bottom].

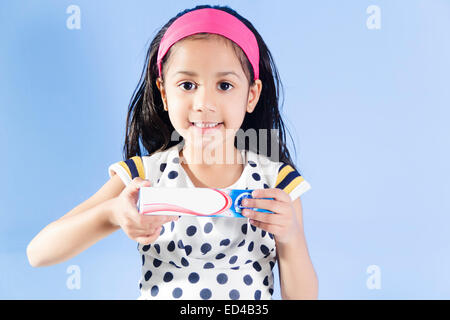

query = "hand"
[[241, 188, 302, 245], [109, 177, 179, 245]]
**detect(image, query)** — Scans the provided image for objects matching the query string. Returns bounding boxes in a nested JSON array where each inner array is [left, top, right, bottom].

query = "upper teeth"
[[193, 122, 219, 128]]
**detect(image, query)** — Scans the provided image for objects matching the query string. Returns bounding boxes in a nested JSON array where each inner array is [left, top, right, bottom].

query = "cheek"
[[223, 106, 247, 128], [167, 108, 189, 130]]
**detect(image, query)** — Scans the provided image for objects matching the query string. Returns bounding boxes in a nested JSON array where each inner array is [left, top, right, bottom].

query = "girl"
[[27, 4, 318, 300]]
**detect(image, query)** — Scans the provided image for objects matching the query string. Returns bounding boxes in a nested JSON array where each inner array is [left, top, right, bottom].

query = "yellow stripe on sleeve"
[[131, 156, 146, 179]]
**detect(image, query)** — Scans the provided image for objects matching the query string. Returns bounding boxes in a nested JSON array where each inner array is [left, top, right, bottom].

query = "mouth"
[[190, 121, 224, 133]]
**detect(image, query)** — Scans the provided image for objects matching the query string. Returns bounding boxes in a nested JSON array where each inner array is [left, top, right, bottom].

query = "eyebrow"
[[173, 70, 241, 79]]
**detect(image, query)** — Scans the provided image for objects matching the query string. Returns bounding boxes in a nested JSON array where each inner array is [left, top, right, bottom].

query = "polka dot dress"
[[108, 141, 312, 300]]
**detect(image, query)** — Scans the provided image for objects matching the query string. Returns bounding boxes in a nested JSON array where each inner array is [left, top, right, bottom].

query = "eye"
[[178, 81, 234, 92], [179, 81, 196, 91], [219, 82, 233, 91]]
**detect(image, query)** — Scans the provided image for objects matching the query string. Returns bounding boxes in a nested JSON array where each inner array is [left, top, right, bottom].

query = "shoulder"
[[246, 150, 311, 201], [108, 156, 146, 186]]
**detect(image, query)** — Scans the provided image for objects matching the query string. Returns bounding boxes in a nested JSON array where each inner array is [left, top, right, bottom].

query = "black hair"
[[123, 4, 302, 175]]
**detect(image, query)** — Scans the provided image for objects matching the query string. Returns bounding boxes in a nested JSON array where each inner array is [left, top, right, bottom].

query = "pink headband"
[[157, 8, 260, 80]]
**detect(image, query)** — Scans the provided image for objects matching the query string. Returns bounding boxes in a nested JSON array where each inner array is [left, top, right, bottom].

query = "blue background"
[[1, 0, 449, 299]]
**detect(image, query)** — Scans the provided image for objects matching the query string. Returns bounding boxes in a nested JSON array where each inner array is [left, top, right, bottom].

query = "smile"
[[190, 122, 224, 133]]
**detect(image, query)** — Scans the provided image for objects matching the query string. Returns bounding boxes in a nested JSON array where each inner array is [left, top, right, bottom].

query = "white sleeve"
[[275, 163, 312, 202], [107, 156, 146, 187]]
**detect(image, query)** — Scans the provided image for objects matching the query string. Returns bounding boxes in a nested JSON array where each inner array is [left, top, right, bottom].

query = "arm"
[[26, 174, 125, 267], [276, 197, 319, 299]]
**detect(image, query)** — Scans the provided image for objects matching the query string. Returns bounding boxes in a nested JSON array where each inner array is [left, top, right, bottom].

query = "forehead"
[[164, 34, 247, 78]]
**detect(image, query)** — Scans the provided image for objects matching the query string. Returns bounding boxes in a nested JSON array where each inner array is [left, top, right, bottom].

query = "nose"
[[193, 84, 216, 112]]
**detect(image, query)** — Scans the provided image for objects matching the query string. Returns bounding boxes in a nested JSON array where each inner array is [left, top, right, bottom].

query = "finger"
[[248, 219, 283, 235], [242, 208, 286, 226], [135, 234, 156, 245], [127, 178, 151, 195], [251, 188, 290, 203], [242, 198, 289, 216], [141, 214, 178, 226], [135, 225, 162, 242]]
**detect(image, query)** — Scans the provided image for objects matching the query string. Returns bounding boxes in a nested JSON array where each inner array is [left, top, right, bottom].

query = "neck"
[[179, 141, 245, 189], [180, 141, 243, 168]]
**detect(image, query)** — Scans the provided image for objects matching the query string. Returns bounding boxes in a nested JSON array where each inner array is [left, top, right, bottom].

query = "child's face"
[[156, 36, 262, 150]]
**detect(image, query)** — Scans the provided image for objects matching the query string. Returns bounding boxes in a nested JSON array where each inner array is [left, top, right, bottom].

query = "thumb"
[[127, 177, 151, 195]]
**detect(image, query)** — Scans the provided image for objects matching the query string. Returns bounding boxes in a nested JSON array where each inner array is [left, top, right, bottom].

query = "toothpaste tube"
[[137, 187, 275, 218]]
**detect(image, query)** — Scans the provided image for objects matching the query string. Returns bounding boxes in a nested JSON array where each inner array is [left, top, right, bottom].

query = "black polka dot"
[[229, 289, 240, 300], [261, 230, 266, 237], [269, 261, 275, 270], [215, 253, 225, 259], [160, 163, 166, 172], [253, 261, 262, 272], [178, 239, 184, 249], [151, 285, 159, 296], [160, 225, 165, 235], [153, 258, 162, 268], [144, 270, 152, 281], [167, 240, 175, 252], [157, 178, 160, 183], [216, 273, 228, 284], [141, 255, 145, 266], [261, 245, 270, 255], [184, 245, 192, 256], [263, 183, 269, 188], [169, 261, 181, 269], [220, 239, 230, 246], [245, 259, 252, 264], [200, 288, 212, 300], [168, 171, 178, 179], [154, 244, 160, 254], [142, 244, 151, 252], [171, 221, 175, 232], [186, 225, 197, 236], [172, 287, 182, 298], [229, 255, 238, 264], [237, 239, 245, 247], [254, 290, 261, 300], [241, 224, 247, 234], [250, 224, 256, 232], [201, 243, 212, 255], [139, 282, 142, 289], [248, 160, 257, 167], [203, 262, 214, 269], [173, 157, 180, 164], [188, 272, 200, 283], [163, 272, 173, 282], [268, 232, 274, 239], [263, 275, 269, 286], [231, 266, 240, 270], [181, 257, 189, 267], [243, 275, 253, 285], [252, 173, 261, 181], [248, 241, 254, 252], [204, 222, 213, 233], [269, 288, 274, 295]]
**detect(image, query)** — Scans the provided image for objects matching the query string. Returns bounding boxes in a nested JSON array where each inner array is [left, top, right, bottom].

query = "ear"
[[246, 79, 263, 113], [156, 77, 168, 111]]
